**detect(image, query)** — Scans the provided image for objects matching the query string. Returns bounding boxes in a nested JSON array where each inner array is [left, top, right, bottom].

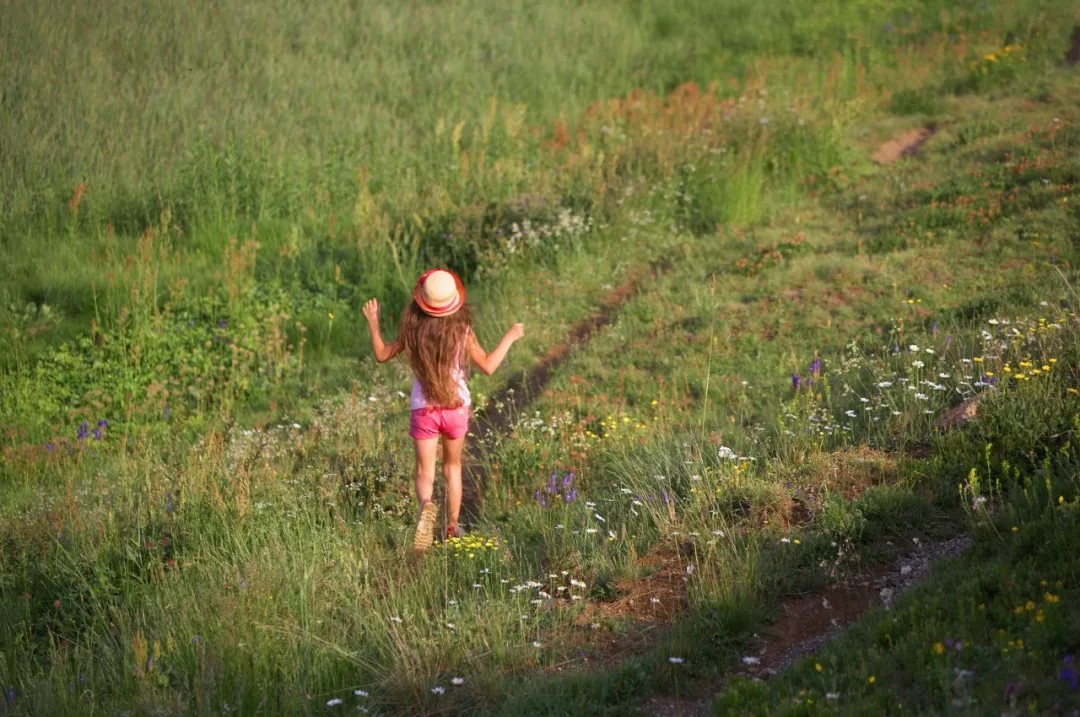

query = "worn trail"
[[460, 259, 670, 525], [641, 535, 974, 717]]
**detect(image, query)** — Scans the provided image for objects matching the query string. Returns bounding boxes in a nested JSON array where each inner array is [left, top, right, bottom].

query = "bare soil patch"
[[871, 125, 937, 165]]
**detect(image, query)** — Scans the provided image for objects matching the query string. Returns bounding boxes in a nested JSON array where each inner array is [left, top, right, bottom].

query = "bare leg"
[[414, 438, 439, 516], [442, 436, 465, 530]]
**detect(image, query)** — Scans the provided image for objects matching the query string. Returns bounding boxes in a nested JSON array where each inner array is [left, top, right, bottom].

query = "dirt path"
[[871, 124, 937, 165], [1067, 25, 1080, 67], [639, 535, 974, 717], [459, 258, 670, 525]]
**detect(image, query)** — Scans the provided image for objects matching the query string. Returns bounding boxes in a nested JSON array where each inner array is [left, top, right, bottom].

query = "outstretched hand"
[[508, 323, 525, 342], [363, 298, 380, 324]]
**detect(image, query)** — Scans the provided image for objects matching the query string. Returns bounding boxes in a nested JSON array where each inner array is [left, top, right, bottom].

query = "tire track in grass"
[[640, 535, 974, 717], [1065, 25, 1080, 67], [460, 257, 673, 526]]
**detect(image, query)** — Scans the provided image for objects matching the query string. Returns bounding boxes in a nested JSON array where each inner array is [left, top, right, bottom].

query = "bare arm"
[[362, 299, 402, 363], [467, 323, 524, 376]]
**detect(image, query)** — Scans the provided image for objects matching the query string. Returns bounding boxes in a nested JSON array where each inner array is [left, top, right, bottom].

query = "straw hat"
[[413, 268, 466, 317]]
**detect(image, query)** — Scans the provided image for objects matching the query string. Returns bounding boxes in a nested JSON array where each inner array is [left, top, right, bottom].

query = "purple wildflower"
[[792, 374, 801, 390], [96, 419, 108, 429], [809, 358, 822, 376], [540, 494, 547, 509], [192, 635, 200, 645], [76, 422, 89, 440], [945, 335, 952, 348], [164, 405, 171, 421], [1061, 656, 1078, 692], [932, 322, 938, 338]]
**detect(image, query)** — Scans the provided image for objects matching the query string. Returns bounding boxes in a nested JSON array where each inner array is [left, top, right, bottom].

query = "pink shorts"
[[409, 406, 470, 440]]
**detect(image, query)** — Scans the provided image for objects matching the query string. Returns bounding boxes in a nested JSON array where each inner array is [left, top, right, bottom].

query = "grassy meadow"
[[2, 0, 1080, 714]]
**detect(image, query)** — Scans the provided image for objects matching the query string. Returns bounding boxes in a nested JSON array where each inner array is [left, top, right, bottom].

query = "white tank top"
[[408, 329, 471, 410]]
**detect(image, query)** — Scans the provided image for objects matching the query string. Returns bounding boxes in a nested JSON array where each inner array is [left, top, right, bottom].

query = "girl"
[[363, 268, 524, 554]]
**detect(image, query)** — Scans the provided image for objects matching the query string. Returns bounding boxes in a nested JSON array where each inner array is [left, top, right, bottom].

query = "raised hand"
[[363, 298, 380, 324]]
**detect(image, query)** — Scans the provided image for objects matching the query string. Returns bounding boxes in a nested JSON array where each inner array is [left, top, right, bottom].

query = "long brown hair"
[[398, 301, 472, 408]]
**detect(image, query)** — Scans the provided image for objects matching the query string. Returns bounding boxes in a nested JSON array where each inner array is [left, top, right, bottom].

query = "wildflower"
[[1045, 592, 1060, 603], [192, 635, 201, 644], [815, 663, 823, 672], [326, 698, 343, 707], [390, 616, 403, 623], [532, 641, 542, 648], [792, 374, 801, 390], [742, 656, 760, 665], [933, 642, 945, 655], [451, 677, 465, 686], [446, 623, 456, 630], [912, 360, 925, 368], [826, 692, 839, 701], [669, 657, 685, 664], [431, 686, 445, 695], [1060, 658, 1078, 691], [354, 690, 369, 697], [868, 676, 876, 684]]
